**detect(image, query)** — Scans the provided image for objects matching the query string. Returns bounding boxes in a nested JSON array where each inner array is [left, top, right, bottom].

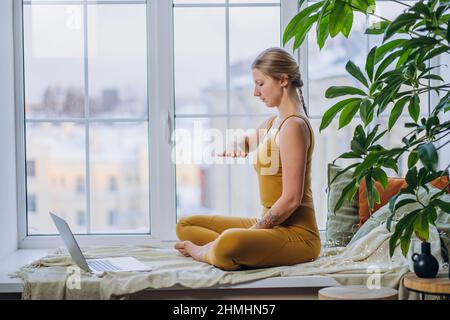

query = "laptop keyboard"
[[88, 259, 121, 272]]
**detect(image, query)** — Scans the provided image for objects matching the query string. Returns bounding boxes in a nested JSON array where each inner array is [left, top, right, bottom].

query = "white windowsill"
[[0, 249, 340, 294], [0, 249, 52, 293]]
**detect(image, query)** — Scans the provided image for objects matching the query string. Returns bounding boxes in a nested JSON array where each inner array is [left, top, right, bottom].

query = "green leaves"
[[432, 92, 450, 116], [317, 14, 330, 49], [393, 198, 417, 212], [346, 61, 369, 88], [359, 98, 373, 125], [319, 98, 361, 132], [333, 177, 359, 213], [330, 1, 352, 37], [374, 39, 406, 64], [374, 50, 403, 80], [341, 6, 354, 38], [293, 14, 319, 49], [372, 167, 388, 190], [447, 20, 450, 43], [389, 96, 410, 130], [365, 173, 379, 211], [434, 199, 450, 212], [418, 143, 438, 172], [413, 212, 429, 241], [339, 99, 361, 128], [408, 151, 419, 169], [366, 46, 377, 82], [389, 209, 419, 257], [284, 0, 358, 50], [325, 86, 367, 98], [410, 1, 432, 17], [283, 1, 324, 47], [283, 0, 450, 261], [384, 12, 420, 41], [408, 95, 420, 122]]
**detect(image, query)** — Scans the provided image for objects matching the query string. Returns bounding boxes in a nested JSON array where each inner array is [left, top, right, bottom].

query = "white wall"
[[0, 0, 18, 258]]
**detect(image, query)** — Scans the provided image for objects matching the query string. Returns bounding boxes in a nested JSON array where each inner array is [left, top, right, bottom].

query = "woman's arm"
[[218, 116, 275, 157], [251, 117, 310, 229], [245, 116, 276, 153]]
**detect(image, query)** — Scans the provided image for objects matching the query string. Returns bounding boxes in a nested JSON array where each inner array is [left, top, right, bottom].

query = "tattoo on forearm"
[[255, 209, 282, 229]]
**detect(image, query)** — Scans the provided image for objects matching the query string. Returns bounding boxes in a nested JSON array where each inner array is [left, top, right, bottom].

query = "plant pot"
[[412, 241, 439, 278]]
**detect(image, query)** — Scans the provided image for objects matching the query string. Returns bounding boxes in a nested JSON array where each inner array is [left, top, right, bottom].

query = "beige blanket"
[[11, 222, 445, 300]]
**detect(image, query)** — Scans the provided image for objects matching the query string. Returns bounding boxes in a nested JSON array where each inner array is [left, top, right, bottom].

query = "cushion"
[[349, 184, 450, 262], [325, 163, 360, 247], [358, 175, 449, 225]]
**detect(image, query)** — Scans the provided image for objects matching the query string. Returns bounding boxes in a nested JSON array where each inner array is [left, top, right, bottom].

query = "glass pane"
[[27, 0, 146, 2], [229, 6, 280, 114], [310, 118, 362, 230], [229, 116, 268, 218], [88, 5, 148, 119], [23, 5, 84, 119], [26, 122, 87, 235], [174, 0, 225, 4], [90, 122, 150, 233], [308, 12, 366, 117], [25, 0, 82, 2], [229, 0, 279, 3], [94, 0, 146, 2], [174, 8, 226, 115], [175, 118, 229, 219]]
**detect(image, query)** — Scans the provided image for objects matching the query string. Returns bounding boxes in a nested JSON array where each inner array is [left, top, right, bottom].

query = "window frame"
[[14, 0, 299, 248], [17, 0, 442, 248], [15, 0, 173, 248]]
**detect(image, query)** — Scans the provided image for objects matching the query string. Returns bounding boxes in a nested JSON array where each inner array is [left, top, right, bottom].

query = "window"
[[26, 160, 35, 177], [17, 0, 440, 246], [27, 194, 37, 213], [75, 176, 85, 194], [107, 210, 119, 227], [173, 0, 282, 221], [22, 0, 150, 236], [108, 176, 118, 192], [76, 210, 86, 226]]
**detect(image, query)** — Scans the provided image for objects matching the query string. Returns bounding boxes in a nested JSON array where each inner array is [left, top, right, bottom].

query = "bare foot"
[[174, 241, 215, 263], [174, 241, 191, 257]]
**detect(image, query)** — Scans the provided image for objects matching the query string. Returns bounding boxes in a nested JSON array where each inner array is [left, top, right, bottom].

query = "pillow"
[[325, 163, 360, 247], [358, 175, 449, 225], [349, 184, 450, 262]]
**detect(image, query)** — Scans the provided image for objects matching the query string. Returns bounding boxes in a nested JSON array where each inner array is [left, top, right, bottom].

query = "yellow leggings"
[[176, 213, 321, 271]]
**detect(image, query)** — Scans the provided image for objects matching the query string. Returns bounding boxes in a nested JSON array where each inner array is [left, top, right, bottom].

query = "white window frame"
[[11, 0, 449, 250], [14, 0, 300, 249]]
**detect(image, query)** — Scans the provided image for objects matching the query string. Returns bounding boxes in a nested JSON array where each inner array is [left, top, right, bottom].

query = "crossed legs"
[[175, 214, 257, 267]]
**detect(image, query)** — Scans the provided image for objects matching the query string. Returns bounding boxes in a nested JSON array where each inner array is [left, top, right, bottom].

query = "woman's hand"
[[217, 142, 248, 158]]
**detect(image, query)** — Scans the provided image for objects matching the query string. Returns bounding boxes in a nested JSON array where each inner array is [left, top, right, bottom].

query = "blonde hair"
[[251, 47, 307, 116]]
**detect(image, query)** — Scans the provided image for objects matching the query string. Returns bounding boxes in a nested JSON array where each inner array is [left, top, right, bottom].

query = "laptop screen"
[[49, 212, 90, 272]]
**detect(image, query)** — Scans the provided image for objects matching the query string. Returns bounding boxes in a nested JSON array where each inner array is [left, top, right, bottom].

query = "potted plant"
[[283, 0, 450, 277]]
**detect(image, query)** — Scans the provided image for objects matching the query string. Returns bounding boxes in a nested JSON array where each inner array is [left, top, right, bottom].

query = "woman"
[[174, 47, 321, 271]]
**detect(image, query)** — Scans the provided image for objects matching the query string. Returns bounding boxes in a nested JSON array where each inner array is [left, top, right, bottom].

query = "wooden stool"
[[403, 272, 450, 300], [318, 285, 398, 300]]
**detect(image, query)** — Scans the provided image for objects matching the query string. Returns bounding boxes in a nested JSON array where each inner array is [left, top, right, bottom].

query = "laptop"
[[50, 212, 152, 274]]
